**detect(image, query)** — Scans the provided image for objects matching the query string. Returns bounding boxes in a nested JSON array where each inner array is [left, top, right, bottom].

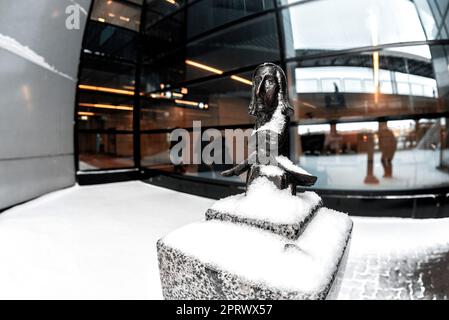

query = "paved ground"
[[0, 181, 448, 299], [332, 217, 449, 300], [333, 249, 449, 300]]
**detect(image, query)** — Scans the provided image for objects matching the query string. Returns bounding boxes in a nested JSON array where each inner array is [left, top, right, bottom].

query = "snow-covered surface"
[[0, 33, 74, 81], [349, 216, 449, 256], [211, 177, 321, 225], [253, 107, 286, 135], [79, 161, 99, 171], [0, 181, 210, 300], [276, 155, 312, 176], [0, 181, 448, 299], [163, 207, 352, 294], [260, 165, 284, 177]]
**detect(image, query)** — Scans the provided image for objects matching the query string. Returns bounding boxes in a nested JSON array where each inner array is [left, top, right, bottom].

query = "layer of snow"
[[349, 216, 449, 256], [0, 181, 448, 299], [163, 207, 352, 294], [211, 177, 321, 225], [0, 33, 74, 81], [259, 165, 284, 177], [276, 155, 312, 176], [253, 107, 286, 135], [0, 181, 212, 300]]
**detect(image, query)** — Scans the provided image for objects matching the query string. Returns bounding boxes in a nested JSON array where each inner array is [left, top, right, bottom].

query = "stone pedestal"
[[157, 180, 353, 300]]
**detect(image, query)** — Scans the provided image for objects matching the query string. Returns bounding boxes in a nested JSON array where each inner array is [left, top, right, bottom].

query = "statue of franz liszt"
[[221, 63, 317, 194]]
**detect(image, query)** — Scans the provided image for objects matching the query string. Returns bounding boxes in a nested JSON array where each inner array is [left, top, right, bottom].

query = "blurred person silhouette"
[[378, 121, 397, 178], [325, 82, 346, 109]]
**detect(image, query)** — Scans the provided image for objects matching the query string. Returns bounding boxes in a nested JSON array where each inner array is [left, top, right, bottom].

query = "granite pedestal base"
[[157, 206, 353, 300]]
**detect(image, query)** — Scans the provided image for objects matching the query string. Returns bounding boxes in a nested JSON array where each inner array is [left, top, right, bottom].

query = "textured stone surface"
[[157, 213, 352, 300], [157, 240, 333, 300], [331, 249, 449, 300], [205, 202, 320, 241]]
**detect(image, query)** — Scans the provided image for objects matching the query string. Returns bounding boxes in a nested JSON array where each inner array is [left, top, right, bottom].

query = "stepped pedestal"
[[157, 177, 353, 300]]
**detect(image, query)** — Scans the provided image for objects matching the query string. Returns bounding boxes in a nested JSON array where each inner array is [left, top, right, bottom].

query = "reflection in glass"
[[78, 92, 134, 131], [293, 119, 449, 190], [141, 131, 247, 184], [287, 45, 449, 122], [79, 55, 136, 90], [145, 0, 186, 27], [187, 0, 274, 39], [78, 133, 134, 170], [140, 72, 253, 130], [282, 0, 433, 58], [83, 21, 138, 61], [91, 0, 141, 32], [441, 118, 449, 170], [144, 10, 185, 58], [186, 13, 280, 76]]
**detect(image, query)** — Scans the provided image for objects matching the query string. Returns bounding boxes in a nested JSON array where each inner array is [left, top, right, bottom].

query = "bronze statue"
[[221, 63, 317, 194]]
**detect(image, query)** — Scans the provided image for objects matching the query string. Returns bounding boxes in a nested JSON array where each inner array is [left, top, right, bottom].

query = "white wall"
[[0, 0, 91, 209]]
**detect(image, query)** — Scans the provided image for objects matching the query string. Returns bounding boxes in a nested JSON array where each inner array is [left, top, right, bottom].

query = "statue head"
[[248, 63, 293, 118]]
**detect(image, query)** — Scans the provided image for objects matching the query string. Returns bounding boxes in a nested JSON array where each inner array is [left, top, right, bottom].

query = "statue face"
[[250, 66, 279, 116]]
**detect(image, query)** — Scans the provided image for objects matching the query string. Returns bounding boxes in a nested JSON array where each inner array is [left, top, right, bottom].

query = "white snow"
[[259, 165, 284, 177], [349, 216, 449, 256], [0, 181, 448, 299], [0, 33, 74, 81], [254, 107, 286, 135], [210, 177, 321, 225], [163, 207, 352, 294], [0, 181, 212, 299], [276, 155, 312, 176]]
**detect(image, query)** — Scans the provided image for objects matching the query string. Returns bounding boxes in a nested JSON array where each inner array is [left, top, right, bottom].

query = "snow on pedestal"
[[206, 177, 322, 240], [158, 208, 352, 299], [157, 177, 353, 300]]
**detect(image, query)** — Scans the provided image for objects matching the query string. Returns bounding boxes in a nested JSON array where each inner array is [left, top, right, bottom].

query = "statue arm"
[[220, 151, 256, 177]]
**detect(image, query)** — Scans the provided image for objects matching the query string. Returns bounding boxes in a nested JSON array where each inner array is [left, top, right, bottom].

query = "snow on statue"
[[221, 63, 317, 194], [157, 63, 353, 300]]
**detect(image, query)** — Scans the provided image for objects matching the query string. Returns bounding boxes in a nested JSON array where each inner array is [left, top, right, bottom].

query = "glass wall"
[[77, 0, 143, 171], [77, 0, 449, 192]]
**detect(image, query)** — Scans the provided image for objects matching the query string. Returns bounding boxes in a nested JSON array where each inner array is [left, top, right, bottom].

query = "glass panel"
[[78, 92, 134, 131], [128, 0, 144, 5], [143, 10, 185, 58], [286, 45, 448, 123], [78, 133, 134, 170], [277, 0, 307, 5], [141, 71, 253, 130], [145, 0, 186, 26], [79, 55, 136, 90], [141, 133, 172, 169], [186, 13, 280, 78], [83, 21, 138, 61], [142, 13, 279, 88], [442, 117, 449, 170], [282, 0, 439, 59], [141, 130, 248, 184], [91, 0, 141, 32], [291, 119, 449, 190], [186, 0, 274, 39], [141, 49, 185, 93]]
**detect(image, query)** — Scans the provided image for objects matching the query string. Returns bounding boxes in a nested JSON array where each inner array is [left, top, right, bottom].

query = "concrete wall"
[[0, 0, 91, 210]]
